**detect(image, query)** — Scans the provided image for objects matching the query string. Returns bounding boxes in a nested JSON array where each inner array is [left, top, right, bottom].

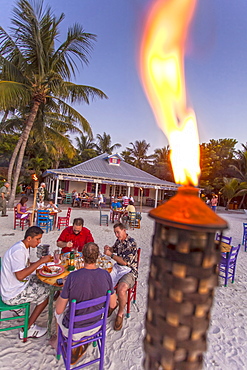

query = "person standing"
[[0, 226, 52, 338], [57, 217, 94, 253], [37, 182, 46, 203], [211, 195, 218, 212], [104, 222, 138, 331], [0, 181, 10, 217]]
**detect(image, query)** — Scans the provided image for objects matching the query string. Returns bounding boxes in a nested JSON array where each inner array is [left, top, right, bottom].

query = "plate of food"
[[63, 251, 83, 259], [39, 264, 65, 277]]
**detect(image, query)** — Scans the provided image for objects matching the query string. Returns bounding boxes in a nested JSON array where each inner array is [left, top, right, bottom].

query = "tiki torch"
[[30, 174, 39, 226], [139, 0, 228, 368]]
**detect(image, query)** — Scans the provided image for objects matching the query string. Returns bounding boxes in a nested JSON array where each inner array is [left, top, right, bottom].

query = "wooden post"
[[30, 178, 39, 226]]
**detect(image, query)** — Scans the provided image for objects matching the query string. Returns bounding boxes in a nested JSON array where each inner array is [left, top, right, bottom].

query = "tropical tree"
[[229, 144, 247, 208], [95, 132, 121, 155], [75, 133, 97, 162], [220, 177, 240, 210], [199, 138, 237, 193], [152, 146, 174, 181], [126, 140, 154, 171], [0, 0, 107, 206]]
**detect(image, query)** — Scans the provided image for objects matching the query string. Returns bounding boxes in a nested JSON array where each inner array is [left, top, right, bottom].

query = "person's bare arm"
[[104, 245, 127, 266], [57, 241, 73, 250], [56, 296, 68, 315], [15, 254, 53, 281]]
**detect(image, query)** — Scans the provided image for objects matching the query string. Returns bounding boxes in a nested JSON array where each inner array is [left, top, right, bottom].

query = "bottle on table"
[[68, 251, 75, 271]]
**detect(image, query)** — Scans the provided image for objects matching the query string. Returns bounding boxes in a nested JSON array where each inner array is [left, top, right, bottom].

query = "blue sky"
[[1, 0, 247, 153]]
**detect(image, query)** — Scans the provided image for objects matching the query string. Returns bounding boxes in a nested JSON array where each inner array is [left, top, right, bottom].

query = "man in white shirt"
[[1, 226, 52, 339]]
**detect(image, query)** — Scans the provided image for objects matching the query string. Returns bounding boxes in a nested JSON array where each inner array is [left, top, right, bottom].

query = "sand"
[[0, 207, 246, 370]]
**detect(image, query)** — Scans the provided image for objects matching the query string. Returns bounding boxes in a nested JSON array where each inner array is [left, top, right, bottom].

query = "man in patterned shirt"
[[104, 222, 138, 331]]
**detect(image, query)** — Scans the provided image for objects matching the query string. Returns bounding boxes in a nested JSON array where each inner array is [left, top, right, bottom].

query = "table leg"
[[47, 285, 61, 338]]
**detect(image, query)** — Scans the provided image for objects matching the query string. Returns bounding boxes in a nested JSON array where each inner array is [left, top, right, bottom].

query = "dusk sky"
[[1, 0, 247, 153]]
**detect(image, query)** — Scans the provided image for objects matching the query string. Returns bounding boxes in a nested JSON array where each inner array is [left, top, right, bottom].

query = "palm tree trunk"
[[239, 193, 246, 209], [7, 134, 23, 187], [8, 101, 40, 207]]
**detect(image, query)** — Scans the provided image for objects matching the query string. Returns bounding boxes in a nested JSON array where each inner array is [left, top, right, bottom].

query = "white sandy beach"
[[0, 206, 247, 370]]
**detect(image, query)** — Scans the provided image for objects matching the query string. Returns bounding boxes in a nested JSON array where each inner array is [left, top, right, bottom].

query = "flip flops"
[[71, 343, 89, 365]]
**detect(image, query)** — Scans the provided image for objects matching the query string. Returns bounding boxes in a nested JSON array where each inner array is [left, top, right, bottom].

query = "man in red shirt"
[[57, 218, 94, 253]]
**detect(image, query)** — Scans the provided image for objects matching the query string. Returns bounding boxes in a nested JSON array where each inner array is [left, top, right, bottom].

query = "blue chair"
[[36, 210, 53, 233], [215, 232, 232, 245], [56, 291, 111, 370], [219, 244, 240, 287], [0, 258, 30, 342], [99, 208, 108, 226], [242, 223, 247, 249]]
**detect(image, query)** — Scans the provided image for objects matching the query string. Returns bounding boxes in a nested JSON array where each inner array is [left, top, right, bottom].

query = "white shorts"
[[55, 310, 101, 341]]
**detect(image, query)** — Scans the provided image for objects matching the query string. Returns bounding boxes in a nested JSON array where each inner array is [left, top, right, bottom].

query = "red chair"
[[13, 206, 27, 231], [57, 208, 71, 230], [126, 247, 141, 318]]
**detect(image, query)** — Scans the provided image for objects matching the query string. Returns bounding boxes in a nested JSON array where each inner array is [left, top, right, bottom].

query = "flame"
[[32, 174, 38, 181], [140, 0, 200, 186]]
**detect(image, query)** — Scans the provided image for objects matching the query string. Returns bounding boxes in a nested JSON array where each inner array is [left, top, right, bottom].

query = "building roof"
[[43, 153, 177, 190]]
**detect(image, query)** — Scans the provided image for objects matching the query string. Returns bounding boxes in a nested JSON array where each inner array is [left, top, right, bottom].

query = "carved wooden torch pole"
[[30, 174, 39, 226], [138, 0, 229, 368], [144, 187, 227, 369]]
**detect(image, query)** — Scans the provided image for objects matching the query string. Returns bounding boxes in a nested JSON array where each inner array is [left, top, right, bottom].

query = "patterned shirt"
[[112, 235, 138, 278]]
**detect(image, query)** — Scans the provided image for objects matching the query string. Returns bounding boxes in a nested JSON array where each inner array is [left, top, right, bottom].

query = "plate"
[[39, 264, 65, 277], [63, 251, 83, 258]]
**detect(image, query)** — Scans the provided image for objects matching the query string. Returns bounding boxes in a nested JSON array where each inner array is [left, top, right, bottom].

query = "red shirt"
[[57, 226, 94, 253]]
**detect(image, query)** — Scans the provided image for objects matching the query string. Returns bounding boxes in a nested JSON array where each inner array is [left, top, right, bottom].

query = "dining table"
[[36, 254, 113, 338], [110, 208, 125, 223], [215, 240, 232, 253]]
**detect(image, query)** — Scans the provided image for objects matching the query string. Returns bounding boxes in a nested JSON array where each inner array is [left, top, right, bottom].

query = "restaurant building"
[[43, 153, 177, 207]]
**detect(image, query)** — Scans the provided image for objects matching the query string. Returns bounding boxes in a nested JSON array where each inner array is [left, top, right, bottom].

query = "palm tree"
[[220, 177, 240, 210], [0, 0, 107, 205], [126, 140, 153, 170], [95, 132, 121, 155], [152, 146, 174, 181], [75, 133, 97, 162], [229, 145, 247, 208]]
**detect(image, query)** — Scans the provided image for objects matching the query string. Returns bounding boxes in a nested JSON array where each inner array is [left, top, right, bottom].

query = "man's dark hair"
[[113, 222, 126, 230], [83, 242, 99, 264], [24, 226, 44, 239], [129, 200, 134, 205], [73, 218, 84, 227]]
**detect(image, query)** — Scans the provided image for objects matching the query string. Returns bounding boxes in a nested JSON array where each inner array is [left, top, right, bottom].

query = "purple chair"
[[215, 232, 232, 245], [242, 223, 247, 250], [219, 244, 240, 287], [56, 291, 111, 370]]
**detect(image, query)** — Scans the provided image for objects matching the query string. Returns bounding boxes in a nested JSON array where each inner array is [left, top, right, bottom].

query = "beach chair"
[[126, 248, 141, 318], [56, 291, 111, 370], [215, 233, 232, 245], [219, 244, 240, 287], [65, 193, 73, 204], [129, 212, 141, 229], [0, 258, 30, 342], [57, 208, 71, 230], [242, 223, 247, 249], [13, 206, 27, 231], [99, 208, 108, 226], [36, 210, 53, 233]]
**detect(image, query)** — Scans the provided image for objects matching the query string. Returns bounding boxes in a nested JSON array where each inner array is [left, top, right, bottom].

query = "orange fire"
[[140, 0, 200, 186], [32, 174, 38, 181]]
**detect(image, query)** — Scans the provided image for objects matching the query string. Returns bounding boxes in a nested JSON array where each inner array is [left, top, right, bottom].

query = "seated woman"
[[16, 196, 31, 223], [122, 200, 136, 222]]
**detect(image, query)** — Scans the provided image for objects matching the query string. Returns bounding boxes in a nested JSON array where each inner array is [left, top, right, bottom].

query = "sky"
[[1, 0, 247, 154]]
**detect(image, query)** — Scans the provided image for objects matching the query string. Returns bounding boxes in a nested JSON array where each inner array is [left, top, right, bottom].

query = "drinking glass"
[[53, 249, 60, 264]]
